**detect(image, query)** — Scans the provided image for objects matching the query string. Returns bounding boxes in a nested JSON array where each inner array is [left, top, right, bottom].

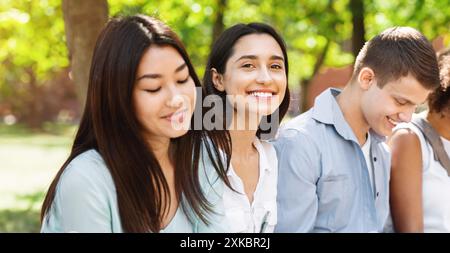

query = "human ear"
[[358, 67, 375, 90], [211, 68, 225, 92]]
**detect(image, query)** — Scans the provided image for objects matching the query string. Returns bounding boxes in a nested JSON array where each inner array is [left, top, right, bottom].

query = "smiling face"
[[133, 45, 196, 141], [361, 73, 431, 136], [212, 33, 287, 119]]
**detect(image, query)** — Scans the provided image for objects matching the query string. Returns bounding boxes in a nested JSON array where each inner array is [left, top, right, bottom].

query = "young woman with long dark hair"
[[40, 15, 229, 233], [196, 23, 290, 232]]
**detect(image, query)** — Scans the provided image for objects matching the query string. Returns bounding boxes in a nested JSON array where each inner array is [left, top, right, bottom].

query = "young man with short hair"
[[274, 27, 440, 232]]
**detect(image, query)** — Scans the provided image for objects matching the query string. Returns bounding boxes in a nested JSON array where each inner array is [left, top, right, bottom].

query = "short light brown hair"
[[352, 27, 440, 90]]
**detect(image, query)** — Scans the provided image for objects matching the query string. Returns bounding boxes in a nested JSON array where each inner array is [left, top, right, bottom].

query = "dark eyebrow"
[[270, 55, 285, 61], [235, 55, 257, 62], [235, 54, 285, 63], [136, 63, 187, 81], [136, 73, 162, 81], [175, 63, 187, 73]]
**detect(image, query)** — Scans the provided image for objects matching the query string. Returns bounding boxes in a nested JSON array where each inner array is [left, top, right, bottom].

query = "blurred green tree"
[[0, 0, 449, 128], [0, 0, 69, 128]]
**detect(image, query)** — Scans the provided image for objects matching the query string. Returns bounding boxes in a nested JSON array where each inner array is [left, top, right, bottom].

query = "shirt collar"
[[369, 129, 386, 144], [312, 88, 386, 145], [226, 137, 272, 177], [253, 138, 272, 173]]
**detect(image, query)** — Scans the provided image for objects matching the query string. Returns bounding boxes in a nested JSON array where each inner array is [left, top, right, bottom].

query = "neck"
[[427, 111, 450, 140], [229, 129, 258, 155], [229, 111, 259, 155], [336, 85, 370, 146], [146, 134, 172, 166]]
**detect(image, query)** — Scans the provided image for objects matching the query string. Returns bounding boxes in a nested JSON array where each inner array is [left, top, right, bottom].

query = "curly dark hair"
[[428, 48, 450, 114]]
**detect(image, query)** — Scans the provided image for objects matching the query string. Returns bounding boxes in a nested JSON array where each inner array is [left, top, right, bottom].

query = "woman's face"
[[213, 33, 287, 120], [133, 45, 196, 141]]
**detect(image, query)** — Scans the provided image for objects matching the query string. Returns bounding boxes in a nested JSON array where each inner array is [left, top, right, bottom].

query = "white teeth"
[[249, 92, 273, 97], [165, 110, 186, 120], [387, 117, 400, 126]]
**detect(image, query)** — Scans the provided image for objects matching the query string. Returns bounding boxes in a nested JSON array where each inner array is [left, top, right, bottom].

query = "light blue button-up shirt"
[[272, 88, 391, 232]]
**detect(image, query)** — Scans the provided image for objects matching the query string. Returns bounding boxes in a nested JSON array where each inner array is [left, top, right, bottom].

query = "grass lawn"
[[0, 123, 76, 232]]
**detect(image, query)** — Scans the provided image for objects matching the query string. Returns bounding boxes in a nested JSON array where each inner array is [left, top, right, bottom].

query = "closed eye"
[[394, 98, 408, 106], [177, 76, 190, 84], [144, 87, 161, 93]]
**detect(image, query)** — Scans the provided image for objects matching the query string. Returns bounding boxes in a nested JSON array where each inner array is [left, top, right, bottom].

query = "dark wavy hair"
[[202, 22, 290, 138], [41, 15, 231, 232], [429, 48, 450, 114]]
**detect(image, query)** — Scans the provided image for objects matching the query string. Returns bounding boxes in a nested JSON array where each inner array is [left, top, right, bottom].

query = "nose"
[[398, 106, 415, 123], [255, 67, 272, 85], [166, 85, 184, 108]]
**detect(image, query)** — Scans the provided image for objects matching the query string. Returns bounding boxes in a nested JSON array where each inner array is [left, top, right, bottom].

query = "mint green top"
[[40, 149, 193, 233]]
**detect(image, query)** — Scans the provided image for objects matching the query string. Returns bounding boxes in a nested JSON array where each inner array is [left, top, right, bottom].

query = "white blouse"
[[223, 138, 278, 233]]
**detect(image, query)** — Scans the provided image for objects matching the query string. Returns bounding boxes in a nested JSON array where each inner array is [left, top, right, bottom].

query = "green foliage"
[[0, 0, 449, 120], [0, 191, 44, 233], [0, 208, 42, 232], [108, 0, 217, 77], [365, 0, 450, 40], [1, 0, 449, 99], [0, 0, 71, 129], [0, 0, 68, 94], [105, 0, 450, 88], [106, 0, 358, 87]]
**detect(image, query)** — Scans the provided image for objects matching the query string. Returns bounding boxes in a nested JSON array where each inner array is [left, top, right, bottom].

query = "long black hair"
[[41, 15, 230, 232]]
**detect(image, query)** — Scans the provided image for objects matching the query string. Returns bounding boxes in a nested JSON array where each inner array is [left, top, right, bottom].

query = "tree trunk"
[[300, 39, 330, 112], [350, 0, 365, 58], [24, 67, 42, 129], [211, 0, 227, 46], [62, 0, 108, 112]]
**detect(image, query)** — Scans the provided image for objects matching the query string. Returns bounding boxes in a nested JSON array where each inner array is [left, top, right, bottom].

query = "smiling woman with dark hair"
[[196, 22, 290, 233], [40, 15, 230, 233]]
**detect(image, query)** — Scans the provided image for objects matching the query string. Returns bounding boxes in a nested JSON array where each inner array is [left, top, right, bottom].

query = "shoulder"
[[279, 110, 315, 133], [389, 126, 422, 151], [57, 149, 115, 197], [275, 111, 324, 148], [388, 126, 422, 166], [197, 139, 226, 195], [272, 122, 321, 159], [393, 123, 424, 140], [270, 119, 321, 180], [67, 149, 106, 169], [392, 122, 428, 150], [43, 149, 119, 233]]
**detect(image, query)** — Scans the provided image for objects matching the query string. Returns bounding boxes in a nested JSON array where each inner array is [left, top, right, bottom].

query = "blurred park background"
[[0, 0, 449, 232]]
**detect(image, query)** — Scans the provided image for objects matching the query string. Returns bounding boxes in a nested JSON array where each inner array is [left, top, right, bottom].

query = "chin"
[[165, 129, 189, 139], [372, 126, 391, 137], [248, 106, 278, 117]]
